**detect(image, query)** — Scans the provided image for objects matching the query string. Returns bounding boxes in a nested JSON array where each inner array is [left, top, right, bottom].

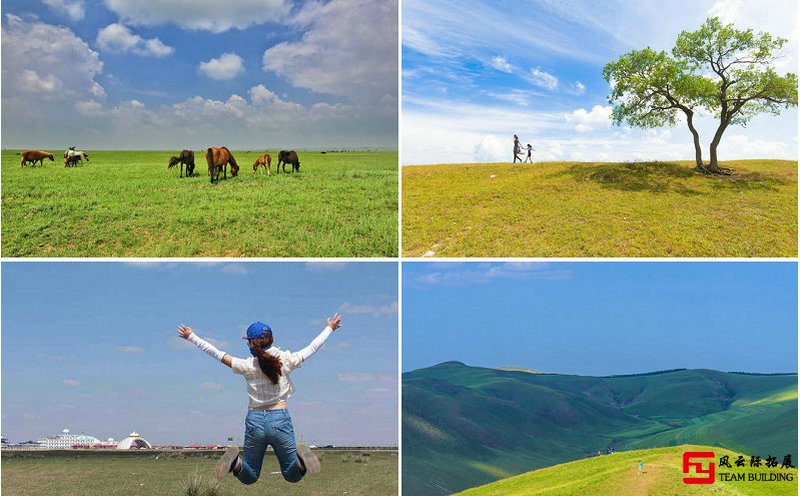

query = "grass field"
[[2, 150, 397, 257], [456, 445, 797, 496], [1, 450, 397, 496], [402, 160, 797, 257]]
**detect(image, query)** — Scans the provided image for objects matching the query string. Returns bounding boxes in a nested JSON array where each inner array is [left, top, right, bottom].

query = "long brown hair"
[[249, 336, 282, 384]]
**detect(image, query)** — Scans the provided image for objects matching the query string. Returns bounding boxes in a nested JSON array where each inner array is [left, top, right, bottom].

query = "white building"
[[37, 429, 100, 449], [116, 431, 152, 450]]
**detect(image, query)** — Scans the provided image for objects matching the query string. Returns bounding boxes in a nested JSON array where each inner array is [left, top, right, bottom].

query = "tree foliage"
[[604, 17, 798, 173]]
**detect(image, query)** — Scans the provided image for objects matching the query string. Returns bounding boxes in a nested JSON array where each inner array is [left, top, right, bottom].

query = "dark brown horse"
[[168, 149, 195, 178], [205, 147, 239, 184], [277, 150, 300, 173]]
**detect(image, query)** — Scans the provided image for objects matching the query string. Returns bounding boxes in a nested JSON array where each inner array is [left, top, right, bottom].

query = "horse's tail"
[[207, 148, 216, 182]]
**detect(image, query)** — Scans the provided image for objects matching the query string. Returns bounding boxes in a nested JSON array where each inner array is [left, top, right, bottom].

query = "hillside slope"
[[402, 362, 797, 495], [455, 445, 797, 496], [402, 159, 798, 257]]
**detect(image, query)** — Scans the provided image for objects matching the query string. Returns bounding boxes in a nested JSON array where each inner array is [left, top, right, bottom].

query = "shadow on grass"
[[555, 162, 785, 194]]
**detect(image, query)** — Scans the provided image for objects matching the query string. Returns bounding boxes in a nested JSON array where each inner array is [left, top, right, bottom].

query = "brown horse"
[[21, 150, 54, 167], [253, 153, 271, 174], [206, 147, 239, 184]]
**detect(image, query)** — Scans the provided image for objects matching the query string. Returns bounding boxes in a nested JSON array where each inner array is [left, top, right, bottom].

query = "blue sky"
[[403, 262, 797, 375], [2, 0, 397, 149], [2, 262, 398, 446], [402, 0, 798, 164]]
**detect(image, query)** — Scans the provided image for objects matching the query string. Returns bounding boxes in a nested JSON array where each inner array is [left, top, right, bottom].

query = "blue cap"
[[245, 322, 273, 340]]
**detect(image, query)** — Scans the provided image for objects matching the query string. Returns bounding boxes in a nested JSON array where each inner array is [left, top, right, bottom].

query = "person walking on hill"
[[176, 313, 343, 485], [524, 144, 534, 163], [638, 460, 644, 475], [513, 135, 522, 163]]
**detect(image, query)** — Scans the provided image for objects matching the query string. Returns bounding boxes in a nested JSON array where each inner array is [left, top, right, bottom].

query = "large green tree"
[[604, 17, 797, 174]]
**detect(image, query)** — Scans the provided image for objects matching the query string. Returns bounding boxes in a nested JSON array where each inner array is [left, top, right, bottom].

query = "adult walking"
[[513, 134, 523, 163], [176, 313, 343, 485]]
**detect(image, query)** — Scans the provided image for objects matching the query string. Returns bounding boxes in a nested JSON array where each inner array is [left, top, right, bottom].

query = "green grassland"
[[1, 450, 397, 496], [456, 445, 797, 496], [402, 362, 797, 495], [2, 150, 397, 257], [402, 160, 797, 257]]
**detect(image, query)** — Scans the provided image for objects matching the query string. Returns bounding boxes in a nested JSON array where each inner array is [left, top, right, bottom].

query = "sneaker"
[[215, 446, 240, 481], [297, 443, 320, 475]]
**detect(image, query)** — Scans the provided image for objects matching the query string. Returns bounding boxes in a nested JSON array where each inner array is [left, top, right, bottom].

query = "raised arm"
[[177, 324, 233, 368], [294, 313, 342, 362]]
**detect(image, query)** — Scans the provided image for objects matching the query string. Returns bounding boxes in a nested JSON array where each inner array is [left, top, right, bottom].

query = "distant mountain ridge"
[[403, 362, 797, 495]]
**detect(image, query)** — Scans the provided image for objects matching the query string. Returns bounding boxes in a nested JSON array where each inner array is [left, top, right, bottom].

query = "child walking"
[[176, 313, 343, 485]]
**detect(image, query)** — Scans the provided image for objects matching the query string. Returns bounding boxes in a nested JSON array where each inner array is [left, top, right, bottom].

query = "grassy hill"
[[402, 362, 797, 495], [402, 160, 798, 257], [455, 445, 797, 496], [2, 150, 397, 257]]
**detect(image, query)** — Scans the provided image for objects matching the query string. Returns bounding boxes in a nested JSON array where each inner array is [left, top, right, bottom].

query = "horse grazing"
[[252, 153, 271, 174], [63, 150, 89, 167], [205, 147, 239, 184], [21, 150, 54, 167], [168, 149, 195, 178], [277, 150, 300, 173], [64, 154, 82, 167]]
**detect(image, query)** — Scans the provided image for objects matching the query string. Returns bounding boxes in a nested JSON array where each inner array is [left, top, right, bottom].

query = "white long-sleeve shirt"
[[230, 326, 333, 408]]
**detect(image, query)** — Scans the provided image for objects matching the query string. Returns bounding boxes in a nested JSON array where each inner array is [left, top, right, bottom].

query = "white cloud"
[[2, 14, 103, 103], [19, 70, 62, 94], [198, 52, 244, 80], [263, 0, 397, 105], [75, 100, 106, 117], [339, 301, 398, 318], [717, 134, 790, 158], [574, 81, 586, 95], [403, 26, 446, 57], [63, 379, 81, 386], [42, 0, 85, 21], [473, 135, 506, 162], [97, 23, 174, 57], [565, 105, 612, 132], [528, 67, 559, 91], [706, 0, 797, 70], [708, 0, 743, 23], [116, 346, 143, 353], [488, 90, 541, 107], [103, 0, 291, 33], [490, 55, 513, 73], [412, 263, 573, 288]]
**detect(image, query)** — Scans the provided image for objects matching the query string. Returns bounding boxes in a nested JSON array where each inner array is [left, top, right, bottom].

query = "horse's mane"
[[222, 147, 238, 168]]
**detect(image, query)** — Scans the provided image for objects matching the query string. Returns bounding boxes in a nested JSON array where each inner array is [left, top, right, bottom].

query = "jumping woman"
[[176, 313, 343, 485]]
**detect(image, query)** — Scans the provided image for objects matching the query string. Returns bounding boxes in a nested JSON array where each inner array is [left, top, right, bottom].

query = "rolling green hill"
[[455, 445, 797, 496], [402, 362, 797, 495]]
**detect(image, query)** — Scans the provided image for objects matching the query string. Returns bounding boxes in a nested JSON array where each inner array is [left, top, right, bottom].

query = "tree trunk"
[[708, 119, 729, 173], [684, 111, 703, 168]]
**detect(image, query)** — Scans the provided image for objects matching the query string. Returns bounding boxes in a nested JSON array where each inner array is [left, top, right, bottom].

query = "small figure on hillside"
[[513, 135, 522, 163], [524, 144, 534, 163], [638, 460, 644, 475]]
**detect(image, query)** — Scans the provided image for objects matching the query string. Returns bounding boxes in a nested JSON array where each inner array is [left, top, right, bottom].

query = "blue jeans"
[[236, 409, 305, 484]]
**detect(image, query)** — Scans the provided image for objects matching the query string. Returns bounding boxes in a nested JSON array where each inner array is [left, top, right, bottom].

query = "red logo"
[[683, 451, 715, 484]]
